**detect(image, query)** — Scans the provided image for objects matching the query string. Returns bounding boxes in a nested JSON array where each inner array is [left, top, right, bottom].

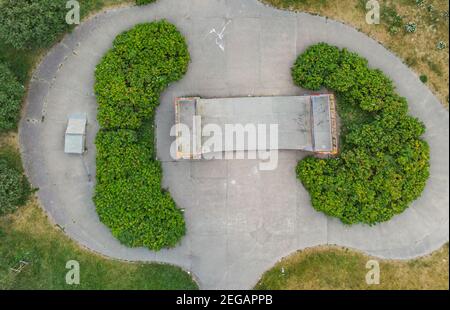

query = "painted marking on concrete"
[[209, 20, 231, 51]]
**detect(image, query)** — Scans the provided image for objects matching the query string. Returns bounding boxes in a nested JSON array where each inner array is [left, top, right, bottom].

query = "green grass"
[[255, 245, 449, 290], [425, 58, 443, 76], [0, 203, 198, 290], [78, 0, 133, 17], [0, 139, 196, 290]]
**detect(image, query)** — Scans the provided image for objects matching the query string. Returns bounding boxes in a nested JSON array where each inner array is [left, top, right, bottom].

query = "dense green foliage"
[[136, 0, 157, 5], [95, 21, 189, 130], [0, 0, 69, 50], [0, 150, 30, 216], [0, 63, 24, 132], [292, 43, 340, 91], [94, 21, 189, 250], [293, 43, 430, 225]]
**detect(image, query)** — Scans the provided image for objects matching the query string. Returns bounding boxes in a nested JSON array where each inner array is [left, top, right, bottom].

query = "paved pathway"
[[19, 0, 449, 289]]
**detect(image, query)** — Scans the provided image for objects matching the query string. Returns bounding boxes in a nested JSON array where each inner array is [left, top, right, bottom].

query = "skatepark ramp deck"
[[174, 95, 338, 159]]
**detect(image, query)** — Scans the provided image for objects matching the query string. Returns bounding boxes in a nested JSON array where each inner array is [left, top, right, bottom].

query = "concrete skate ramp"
[[175, 95, 337, 159]]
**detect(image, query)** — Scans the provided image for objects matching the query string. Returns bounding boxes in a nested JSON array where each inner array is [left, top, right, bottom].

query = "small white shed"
[[64, 113, 87, 154]]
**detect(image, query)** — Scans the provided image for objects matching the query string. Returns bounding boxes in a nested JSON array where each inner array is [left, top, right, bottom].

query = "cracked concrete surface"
[[19, 0, 449, 289]]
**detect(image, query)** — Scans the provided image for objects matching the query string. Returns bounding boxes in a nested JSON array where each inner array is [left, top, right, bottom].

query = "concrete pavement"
[[19, 0, 449, 289]]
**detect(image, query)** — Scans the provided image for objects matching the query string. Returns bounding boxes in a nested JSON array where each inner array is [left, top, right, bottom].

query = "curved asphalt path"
[[19, 0, 449, 289]]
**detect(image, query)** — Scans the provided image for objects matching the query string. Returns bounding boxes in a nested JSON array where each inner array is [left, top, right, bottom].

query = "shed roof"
[[64, 113, 87, 154], [66, 113, 87, 135], [64, 134, 85, 154]]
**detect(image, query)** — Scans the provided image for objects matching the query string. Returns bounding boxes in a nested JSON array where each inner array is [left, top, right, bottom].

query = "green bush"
[[382, 5, 403, 35], [0, 156, 30, 216], [95, 22, 190, 130], [420, 74, 428, 83], [94, 21, 190, 250], [0, 0, 69, 50], [291, 43, 340, 91], [325, 49, 394, 112], [293, 43, 430, 225], [0, 63, 24, 132], [94, 130, 185, 249], [436, 41, 447, 50], [405, 22, 417, 33]]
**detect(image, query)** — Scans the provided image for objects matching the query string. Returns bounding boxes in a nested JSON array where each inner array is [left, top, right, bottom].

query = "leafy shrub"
[[420, 74, 428, 83], [292, 43, 430, 225], [94, 130, 185, 249], [95, 22, 190, 130], [0, 63, 24, 132], [136, 0, 157, 5], [0, 0, 69, 50], [325, 49, 394, 113], [388, 26, 400, 35], [382, 5, 403, 35], [0, 156, 30, 216], [436, 41, 447, 50], [292, 43, 340, 90], [94, 21, 190, 250], [405, 22, 417, 33]]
